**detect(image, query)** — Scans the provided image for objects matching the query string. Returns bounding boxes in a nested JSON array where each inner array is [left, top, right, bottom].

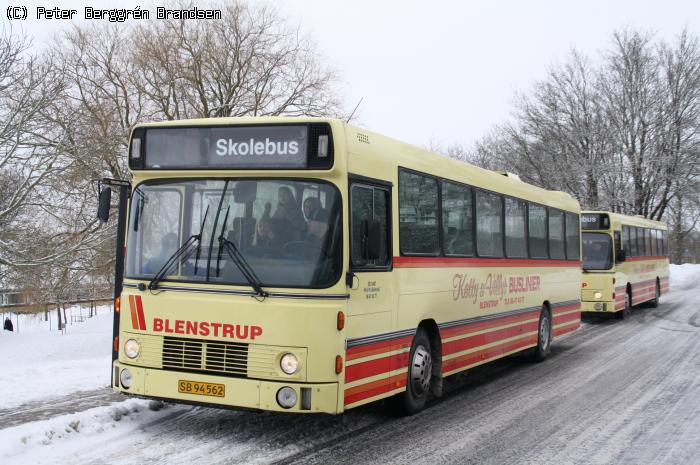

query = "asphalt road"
[[7, 285, 700, 465]]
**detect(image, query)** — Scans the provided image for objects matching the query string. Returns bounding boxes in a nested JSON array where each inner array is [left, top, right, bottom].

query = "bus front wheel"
[[397, 328, 432, 415], [530, 306, 552, 362]]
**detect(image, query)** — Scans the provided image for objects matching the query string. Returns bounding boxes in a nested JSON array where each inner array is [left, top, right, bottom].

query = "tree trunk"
[[56, 305, 63, 331]]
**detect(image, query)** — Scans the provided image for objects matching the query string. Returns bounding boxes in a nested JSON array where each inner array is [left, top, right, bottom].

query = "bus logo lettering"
[[152, 318, 263, 340]]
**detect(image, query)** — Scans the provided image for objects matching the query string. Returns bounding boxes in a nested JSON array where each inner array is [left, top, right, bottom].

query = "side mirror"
[[362, 219, 381, 260], [616, 249, 626, 263], [97, 187, 112, 223]]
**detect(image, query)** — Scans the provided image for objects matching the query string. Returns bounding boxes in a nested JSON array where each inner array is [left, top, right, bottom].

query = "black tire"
[[616, 291, 631, 319], [649, 280, 660, 308], [530, 306, 552, 362], [396, 328, 433, 415]]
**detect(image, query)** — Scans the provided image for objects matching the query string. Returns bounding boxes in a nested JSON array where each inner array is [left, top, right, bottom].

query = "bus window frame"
[[398, 167, 442, 257], [348, 174, 393, 272]]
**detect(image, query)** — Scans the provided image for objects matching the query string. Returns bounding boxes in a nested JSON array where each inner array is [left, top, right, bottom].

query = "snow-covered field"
[[0, 307, 113, 409], [1, 264, 699, 465]]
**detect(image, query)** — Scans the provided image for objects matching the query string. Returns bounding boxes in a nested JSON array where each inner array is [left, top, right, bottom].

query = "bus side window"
[[528, 203, 548, 259], [399, 170, 439, 255], [350, 184, 390, 269], [475, 190, 504, 258], [636, 227, 644, 256], [614, 231, 622, 260], [441, 181, 474, 256], [548, 208, 565, 259], [622, 225, 631, 256], [565, 212, 580, 261], [505, 198, 527, 258], [650, 229, 658, 256]]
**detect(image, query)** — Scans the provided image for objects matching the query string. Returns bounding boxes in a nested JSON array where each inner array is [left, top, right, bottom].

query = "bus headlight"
[[120, 369, 133, 389], [124, 339, 140, 359], [280, 353, 299, 375], [276, 387, 297, 409], [594, 292, 602, 300]]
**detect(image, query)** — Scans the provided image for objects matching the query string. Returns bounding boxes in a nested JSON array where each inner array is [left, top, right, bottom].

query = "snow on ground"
[[0, 398, 186, 465], [0, 264, 698, 465], [0, 307, 113, 409]]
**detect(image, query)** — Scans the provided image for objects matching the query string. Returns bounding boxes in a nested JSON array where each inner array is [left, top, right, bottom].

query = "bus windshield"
[[582, 232, 613, 271], [125, 178, 342, 288]]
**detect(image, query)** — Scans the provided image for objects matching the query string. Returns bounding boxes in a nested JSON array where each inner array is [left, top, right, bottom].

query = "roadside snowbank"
[[0, 310, 113, 409], [669, 263, 700, 291], [0, 398, 181, 465]]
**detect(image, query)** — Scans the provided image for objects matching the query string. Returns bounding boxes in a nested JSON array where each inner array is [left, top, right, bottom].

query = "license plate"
[[178, 380, 225, 397]]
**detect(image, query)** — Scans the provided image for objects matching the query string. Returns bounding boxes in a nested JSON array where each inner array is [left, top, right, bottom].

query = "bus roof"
[[131, 117, 580, 212], [582, 211, 667, 230]]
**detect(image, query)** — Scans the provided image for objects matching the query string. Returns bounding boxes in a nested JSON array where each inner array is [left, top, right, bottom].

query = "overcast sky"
[[11, 0, 699, 148]]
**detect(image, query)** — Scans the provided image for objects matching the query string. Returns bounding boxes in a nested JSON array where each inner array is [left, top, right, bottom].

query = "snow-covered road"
[[2, 265, 699, 464]]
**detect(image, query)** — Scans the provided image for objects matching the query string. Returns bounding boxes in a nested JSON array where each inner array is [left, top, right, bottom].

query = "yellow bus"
[[580, 211, 670, 318], [97, 117, 582, 414]]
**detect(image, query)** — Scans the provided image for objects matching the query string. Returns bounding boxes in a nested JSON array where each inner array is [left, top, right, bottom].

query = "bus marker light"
[[113, 336, 119, 353], [276, 387, 297, 409], [115, 296, 121, 313], [335, 355, 343, 374], [337, 311, 345, 330]]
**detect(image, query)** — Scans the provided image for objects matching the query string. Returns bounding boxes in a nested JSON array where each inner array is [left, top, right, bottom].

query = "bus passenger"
[[273, 187, 305, 233]]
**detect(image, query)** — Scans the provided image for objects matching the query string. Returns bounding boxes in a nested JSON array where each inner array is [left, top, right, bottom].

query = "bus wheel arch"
[[395, 320, 442, 415], [530, 302, 552, 362]]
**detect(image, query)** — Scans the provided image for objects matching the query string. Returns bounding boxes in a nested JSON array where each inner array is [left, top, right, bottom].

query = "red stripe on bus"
[[344, 374, 406, 406], [440, 310, 540, 339], [135, 296, 147, 330], [443, 321, 539, 357], [345, 351, 410, 384], [128, 295, 140, 330], [393, 256, 581, 268], [552, 303, 580, 314], [553, 324, 578, 338], [443, 336, 538, 373], [346, 336, 413, 361], [553, 311, 580, 326]]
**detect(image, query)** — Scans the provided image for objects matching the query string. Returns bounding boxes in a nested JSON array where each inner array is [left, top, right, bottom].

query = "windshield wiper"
[[149, 206, 212, 289], [219, 235, 268, 298], [193, 205, 210, 275], [215, 206, 231, 277], [147, 235, 200, 291]]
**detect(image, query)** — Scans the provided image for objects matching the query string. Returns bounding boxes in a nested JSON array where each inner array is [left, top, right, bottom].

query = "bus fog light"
[[124, 339, 140, 359], [594, 292, 602, 300], [276, 387, 297, 409], [280, 353, 299, 374], [594, 303, 603, 311], [120, 369, 133, 389]]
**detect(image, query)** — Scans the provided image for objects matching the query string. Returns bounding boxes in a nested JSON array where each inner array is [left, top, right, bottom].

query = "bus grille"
[[162, 336, 248, 378]]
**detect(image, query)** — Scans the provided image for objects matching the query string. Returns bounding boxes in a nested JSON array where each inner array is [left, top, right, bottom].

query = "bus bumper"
[[581, 300, 615, 313], [112, 361, 340, 414]]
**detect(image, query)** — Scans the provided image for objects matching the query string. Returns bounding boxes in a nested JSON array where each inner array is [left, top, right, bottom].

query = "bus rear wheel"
[[397, 328, 432, 415], [530, 306, 552, 362], [649, 281, 660, 308]]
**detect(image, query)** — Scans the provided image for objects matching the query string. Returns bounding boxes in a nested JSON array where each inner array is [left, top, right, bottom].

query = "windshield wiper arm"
[[219, 236, 268, 298], [148, 235, 200, 291], [215, 206, 231, 278], [193, 204, 210, 275]]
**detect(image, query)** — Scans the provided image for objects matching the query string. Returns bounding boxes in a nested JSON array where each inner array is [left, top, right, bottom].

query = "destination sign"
[[143, 125, 309, 169], [581, 213, 610, 230]]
